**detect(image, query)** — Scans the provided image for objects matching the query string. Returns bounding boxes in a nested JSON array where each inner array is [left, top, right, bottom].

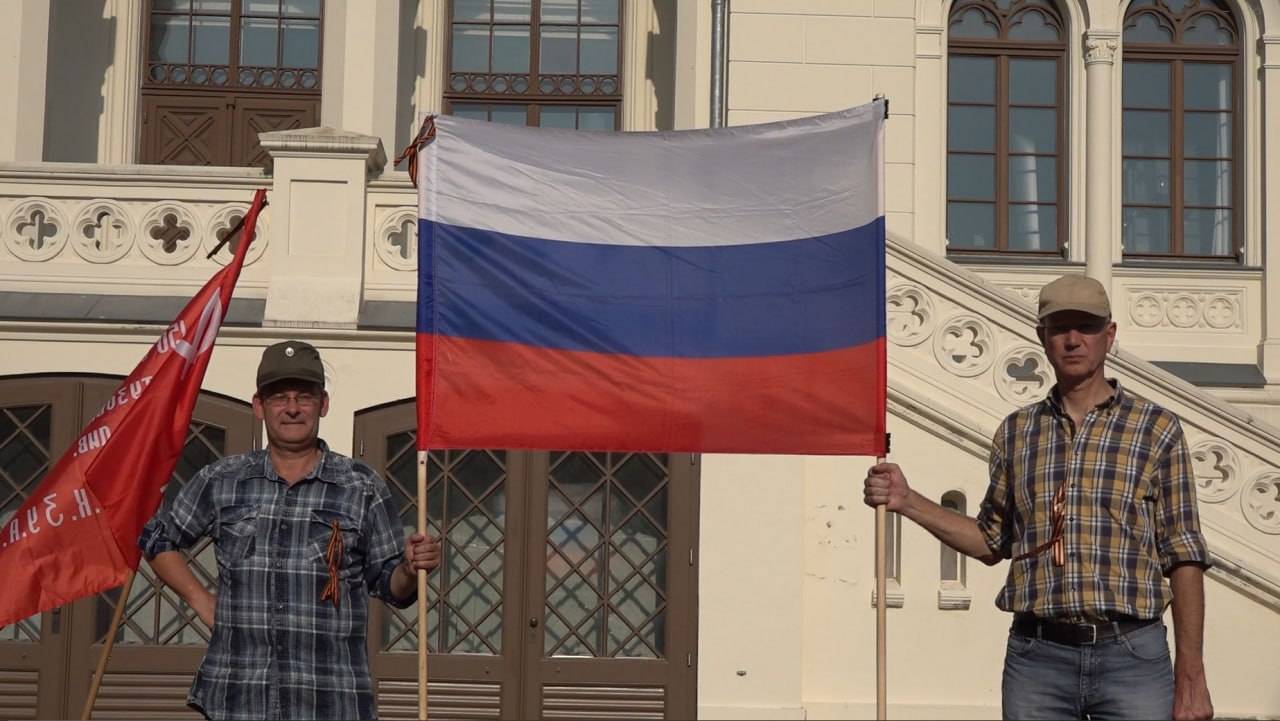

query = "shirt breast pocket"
[[309, 509, 363, 579], [216, 505, 258, 566]]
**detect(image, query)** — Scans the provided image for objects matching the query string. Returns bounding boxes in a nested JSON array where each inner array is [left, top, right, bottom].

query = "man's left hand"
[[1173, 663, 1213, 720], [399, 533, 442, 574]]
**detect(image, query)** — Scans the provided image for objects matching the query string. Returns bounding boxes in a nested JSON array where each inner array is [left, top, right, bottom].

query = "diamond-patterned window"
[[380, 431, 509, 655], [444, 0, 622, 129], [544, 451, 668, 659], [0, 405, 53, 643], [93, 421, 229, 646]]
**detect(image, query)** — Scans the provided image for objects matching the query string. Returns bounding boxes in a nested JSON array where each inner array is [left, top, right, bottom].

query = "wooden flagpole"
[[417, 450, 430, 720], [81, 569, 138, 720], [874, 433, 892, 720], [874, 486, 887, 720]]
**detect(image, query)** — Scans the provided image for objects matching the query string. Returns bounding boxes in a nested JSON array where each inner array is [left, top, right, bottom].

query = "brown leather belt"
[[1011, 613, 1159, 646]]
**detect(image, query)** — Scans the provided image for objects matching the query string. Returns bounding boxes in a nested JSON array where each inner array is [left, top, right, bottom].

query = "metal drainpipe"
[[709, 0, 729, 128]]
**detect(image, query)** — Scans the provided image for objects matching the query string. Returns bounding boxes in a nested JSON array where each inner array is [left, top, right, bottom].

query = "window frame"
[[1121, 0, 1242, 260], [946, 0, 1069, 257], [442, 0, 624, 129]]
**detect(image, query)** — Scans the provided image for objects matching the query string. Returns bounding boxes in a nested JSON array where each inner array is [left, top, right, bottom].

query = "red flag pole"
[[80, 569, 137, 720]]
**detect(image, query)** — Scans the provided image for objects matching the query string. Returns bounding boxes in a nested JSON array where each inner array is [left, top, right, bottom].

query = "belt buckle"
[[1078, 623, 1098, 645]]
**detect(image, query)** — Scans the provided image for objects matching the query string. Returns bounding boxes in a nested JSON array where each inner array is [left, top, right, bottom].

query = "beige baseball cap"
[[1037, 274, 1111, 320]]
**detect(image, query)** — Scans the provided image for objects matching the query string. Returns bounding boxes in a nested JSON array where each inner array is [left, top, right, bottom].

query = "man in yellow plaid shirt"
[[864, 274, 1213, 720]]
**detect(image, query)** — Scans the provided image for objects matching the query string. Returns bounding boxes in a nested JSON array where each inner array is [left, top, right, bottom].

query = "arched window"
[[1122, 0, 1240, 258], [140, 0, 324, 167], [940, 491, 967, 586], [947, 0, 1068, 255], [445, 0, 622, 129]]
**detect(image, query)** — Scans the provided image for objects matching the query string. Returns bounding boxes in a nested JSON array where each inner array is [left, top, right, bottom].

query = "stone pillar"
[[1260, 37, 1280, 383], [673, 0, 711, 130], [258, 127, 386, 329], [98, 0, 143, 164], [915, 25, 945, 255], [1083, 31, 1119, 295], [320, 0, 401, 159], [0, 0, 51, 162]]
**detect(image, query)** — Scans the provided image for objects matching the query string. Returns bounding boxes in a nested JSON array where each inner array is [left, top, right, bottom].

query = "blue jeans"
[[1002, 621, 1174, 720]]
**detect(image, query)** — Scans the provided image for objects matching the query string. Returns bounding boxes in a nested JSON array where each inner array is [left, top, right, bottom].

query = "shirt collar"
[[262, 438, 336, 484], [1045, 378, 1124, 418]]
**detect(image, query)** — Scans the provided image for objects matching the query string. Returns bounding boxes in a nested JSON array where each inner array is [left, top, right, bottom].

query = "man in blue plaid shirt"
[[139, 340, 441, 720]]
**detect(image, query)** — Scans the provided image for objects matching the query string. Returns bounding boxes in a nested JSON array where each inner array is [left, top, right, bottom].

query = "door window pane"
[[1008, 156, 1056, 202], [1123, 62, 1171, 108], [1183, 160, 1231, 206], [192, 16, 230, 65], [1009, 58, 1056, 105], [948, 106, 995, 151], [240, 17, 278, 66], [542, 0, 578, 23], [1123, 159, 1171, 203], [1184, 112, 1231, 157], [582, 0, 619, 24], [150, 16, 191, 63], [492, 25, 531, 73], [1183, 208, 1232, 255], [1123, 111, 1171, 157], [1009, 108, 1056, 153], [948, 56, 996, 103], [1123, 207, 1172, 253], [452, 25, 490, 72], [948, 154, 996, 200], [540, 26, 577, 73], [493, 0, 531, 22], [580, 27, 618, 74], [1184, 63, 1232, 109], [455, 0, 491, 22], [948, 202, 996, 249], [1008, 204, 1057, 250], [281, 19, 320, 67], [490, 105, 530, 125]]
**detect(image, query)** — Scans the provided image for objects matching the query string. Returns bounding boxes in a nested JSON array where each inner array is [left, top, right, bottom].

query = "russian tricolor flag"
[[414, 101, 886, 456]]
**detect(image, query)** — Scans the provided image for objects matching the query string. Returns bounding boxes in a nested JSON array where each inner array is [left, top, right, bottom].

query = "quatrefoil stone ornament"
[[886, 283, 935, 347], [140, 204, 200, 264], [6, 199, 69, 262]]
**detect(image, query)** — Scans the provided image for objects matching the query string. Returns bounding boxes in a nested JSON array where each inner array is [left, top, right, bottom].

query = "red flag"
[[0, 189, 267, 629]]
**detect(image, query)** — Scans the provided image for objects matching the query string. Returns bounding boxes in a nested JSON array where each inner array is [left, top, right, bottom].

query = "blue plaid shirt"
[[138, 440, 412, 720]]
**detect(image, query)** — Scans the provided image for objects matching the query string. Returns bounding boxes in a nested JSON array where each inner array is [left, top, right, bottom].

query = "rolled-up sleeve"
[[364, 478, 415, 609], [138, 465, 216, 558], [976, 418, 1016, 559], [1153, 415, 1211, 574]]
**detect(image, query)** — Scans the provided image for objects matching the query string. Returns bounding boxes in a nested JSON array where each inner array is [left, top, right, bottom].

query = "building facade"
[[0, 0, 1277, 718]]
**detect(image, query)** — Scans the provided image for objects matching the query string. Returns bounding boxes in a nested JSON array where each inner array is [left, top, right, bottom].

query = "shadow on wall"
[[650, 0, 677, 132], [45, 0, 112, 162]]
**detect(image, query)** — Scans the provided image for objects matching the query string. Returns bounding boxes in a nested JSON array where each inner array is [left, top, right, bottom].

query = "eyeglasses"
[[262, 391, 322, 408]]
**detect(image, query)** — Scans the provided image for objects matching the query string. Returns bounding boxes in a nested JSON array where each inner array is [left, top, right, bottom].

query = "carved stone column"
[[98, 0, 143, 164], [1084, 32, 1119, 295], [0, 0, 51, 162], [1260, 37, 1280, 383]]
